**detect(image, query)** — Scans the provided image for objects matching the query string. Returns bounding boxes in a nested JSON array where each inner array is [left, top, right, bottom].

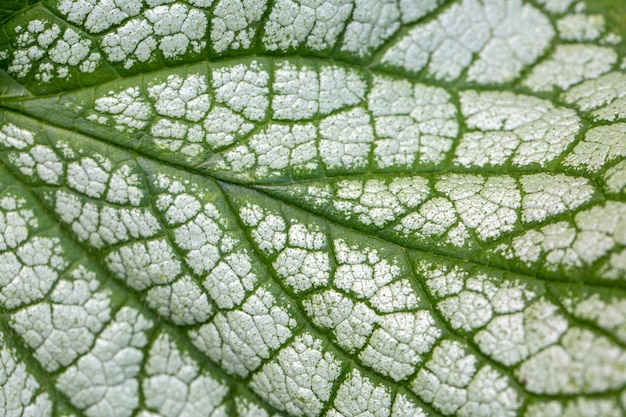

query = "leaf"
[[0, 0, 625, 416]]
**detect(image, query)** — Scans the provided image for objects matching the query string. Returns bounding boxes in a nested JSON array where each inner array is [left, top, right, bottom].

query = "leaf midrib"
[[0, 51, 584, 102], [0, 103, 620, 293]]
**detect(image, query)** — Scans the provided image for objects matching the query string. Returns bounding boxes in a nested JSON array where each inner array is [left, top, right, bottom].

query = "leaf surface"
[[0, 0, 626, 416]]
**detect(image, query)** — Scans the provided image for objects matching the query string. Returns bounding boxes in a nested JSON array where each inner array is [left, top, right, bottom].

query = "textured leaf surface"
[[0, 0, 625, 416]]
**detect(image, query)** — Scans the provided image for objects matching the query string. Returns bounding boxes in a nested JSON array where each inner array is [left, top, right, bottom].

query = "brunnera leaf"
[[0, 0, 625, 416]]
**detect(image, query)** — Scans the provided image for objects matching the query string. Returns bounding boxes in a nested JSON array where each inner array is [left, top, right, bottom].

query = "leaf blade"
[[1, 0, 625, 416]]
